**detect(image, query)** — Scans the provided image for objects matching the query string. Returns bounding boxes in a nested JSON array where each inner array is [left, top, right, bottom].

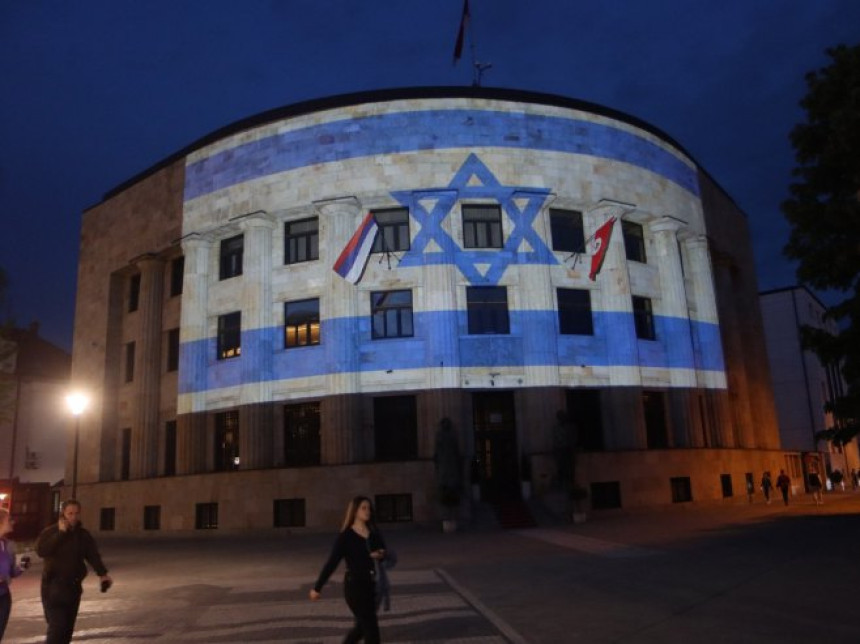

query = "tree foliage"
[[783, 44, 860, 444]]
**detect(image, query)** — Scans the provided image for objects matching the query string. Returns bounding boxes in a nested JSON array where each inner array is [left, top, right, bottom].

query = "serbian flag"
[[333, 213, 378, 284], [588, 216, 616, 281], [453, 0, 470, 64]]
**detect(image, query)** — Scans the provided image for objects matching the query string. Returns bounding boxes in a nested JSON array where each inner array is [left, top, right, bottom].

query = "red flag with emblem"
[[588, 216, 616, 281]]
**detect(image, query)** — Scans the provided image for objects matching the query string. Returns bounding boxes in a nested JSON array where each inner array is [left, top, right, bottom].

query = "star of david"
[[391, 154, 557, 285]]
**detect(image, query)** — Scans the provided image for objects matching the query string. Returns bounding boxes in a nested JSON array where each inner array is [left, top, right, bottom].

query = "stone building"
[[69, 87, 782, 532]]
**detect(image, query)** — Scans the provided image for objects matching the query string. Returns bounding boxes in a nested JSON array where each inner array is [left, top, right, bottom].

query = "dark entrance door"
[[472, 391, 518, 502]]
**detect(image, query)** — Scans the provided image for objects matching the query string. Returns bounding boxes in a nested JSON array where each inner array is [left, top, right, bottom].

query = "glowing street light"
[[66, 392, 90, 499]]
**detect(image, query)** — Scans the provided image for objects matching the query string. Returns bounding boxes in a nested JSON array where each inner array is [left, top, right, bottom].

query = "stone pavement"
[[5, 491, 860, 643]]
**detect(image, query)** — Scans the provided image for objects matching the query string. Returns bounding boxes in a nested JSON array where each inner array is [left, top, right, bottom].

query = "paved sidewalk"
[[4, 491, 860, 643]]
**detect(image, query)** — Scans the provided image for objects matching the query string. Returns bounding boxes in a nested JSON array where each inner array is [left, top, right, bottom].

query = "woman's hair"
[[340, 495, 375, 532]]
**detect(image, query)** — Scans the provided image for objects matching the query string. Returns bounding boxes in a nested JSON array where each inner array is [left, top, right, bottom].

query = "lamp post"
[[66, 392, 89, 499]]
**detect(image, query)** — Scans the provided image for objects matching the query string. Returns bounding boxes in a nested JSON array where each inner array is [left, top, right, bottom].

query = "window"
[[462, 204, 503, 248], [128, 274, 141, 312], [643, 391, 668, 449], [550, 209, 585, 253], [217, 312, 241, 359], [670, 477, 693, 503], [375, 494, 413, 523], [170, 256, 184, 297], [99, 507, 116, 531], [284, 402, 321, 466], [371, 290, 413, 339], [166, 328, 180, 372], [467, 286, 509, 334], [566, 389, 604, 451], [285, 217, 319, 264], [214, 411, 240, 471], [720, 474, 733, 498], [124, 341, 135, 382], [372, 208, 410, 253], [284, 299, 320, 348], [143, 505, 161, 530], [373, 395, 417, 461], [120, 427, 131, 481], [195, 502, 218, 529], [273, 499, 306, 527], [219, 234, 243, 280], [632, 296, 656, 340], [590, 482, 622, 510], [557, 288, 594, 335], [622, 220, 646, 263], [164, 420, 176, 477]]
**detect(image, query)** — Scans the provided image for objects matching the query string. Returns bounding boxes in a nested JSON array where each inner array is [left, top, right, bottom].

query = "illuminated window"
[[372, 208, 410, 253], [463, 204, 503, 248], [285, 217, 319, 264], [217, 312, 241, 359], [467, 286, 509, 334], [284, 299, 320, 348], [219, 234, 243, 280], [371, 290, 413, 339], [550, 209, 585, 253]]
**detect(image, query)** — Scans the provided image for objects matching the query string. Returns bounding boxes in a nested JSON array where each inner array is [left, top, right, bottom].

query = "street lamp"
[[66, 392, 89, 499]]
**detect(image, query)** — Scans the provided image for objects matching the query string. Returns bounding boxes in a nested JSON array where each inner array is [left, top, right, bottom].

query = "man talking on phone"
[[36, 499, 112, 644]]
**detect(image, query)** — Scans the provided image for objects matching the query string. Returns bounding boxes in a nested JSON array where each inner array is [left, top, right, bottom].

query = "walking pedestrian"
[[760, 471, 773, 504], [1, 507, 30, 640], [775, 469, 791, 506], [808, 471, 824, 504], [35, 499, 112, 644], [309, 496, 387, 643]]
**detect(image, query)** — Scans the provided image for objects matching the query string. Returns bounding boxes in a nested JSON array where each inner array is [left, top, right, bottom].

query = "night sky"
[[2, 1, 858, 351]]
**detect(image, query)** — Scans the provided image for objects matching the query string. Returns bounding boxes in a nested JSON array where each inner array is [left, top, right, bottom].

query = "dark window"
[[284, 402, 321, 466], [99, 507, 116, 531], [285, 299, 320, 348], [632, 296, 656, 340], [128, 274, 141, 312], [215, 411, 240, 471], [462, 204, 503, 248], [120, 427, 131, 481], [550, 209, 585, 253], [670, 476, 693, 503], [195, 502, 218, 529], [285, 217, 319, 264], [273, 499, 306, 527], [372, 208, 410, 253], [166, 328, 180, 372], [217, 312, 241, 360], [622, 220, 646, 263], [590, 481, 622, 510], [375, 494, 413, 523], [170, 256, 184, 297], [124, 342, 135, 383], [557, 288, 594, 335], [643, 391, 668, 449], [219, 234, 244, 280], [371, 290, 413, 339], [374, 396, 417, 461], [567, 389, 604, 451], [164, 420, 177, 477], [143, 505, 161, 530], [467, 286, 509, 334], [720, 474, 733, 498]]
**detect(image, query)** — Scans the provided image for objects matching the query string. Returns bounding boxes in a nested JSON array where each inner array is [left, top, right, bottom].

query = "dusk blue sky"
[[2, 1, 858, 351]]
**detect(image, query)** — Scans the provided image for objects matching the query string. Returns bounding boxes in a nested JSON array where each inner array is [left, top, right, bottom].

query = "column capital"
[[234, 210, 275, 231], [129, 252, 164, 269], [314, 196, 361, 217], [180, 232, 213, 252], [648, 216, 684, 235]]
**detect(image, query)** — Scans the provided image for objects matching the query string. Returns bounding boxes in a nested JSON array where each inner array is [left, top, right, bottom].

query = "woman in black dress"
[[310, 496, 387, 643]]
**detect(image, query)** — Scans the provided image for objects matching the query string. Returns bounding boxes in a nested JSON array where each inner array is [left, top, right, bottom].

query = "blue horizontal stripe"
[[179, 311, 723, 394], [184, 109, 698, 201]]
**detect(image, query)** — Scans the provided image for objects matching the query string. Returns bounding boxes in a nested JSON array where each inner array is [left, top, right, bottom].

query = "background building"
[[760, 286, 858, 489], [69, 88, 782, 533]]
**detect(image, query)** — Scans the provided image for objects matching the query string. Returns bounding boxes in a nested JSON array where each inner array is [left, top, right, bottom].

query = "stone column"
[[130, 254, 164, 479], [683, 235, 726, 389], [238, 211, 275, 469]]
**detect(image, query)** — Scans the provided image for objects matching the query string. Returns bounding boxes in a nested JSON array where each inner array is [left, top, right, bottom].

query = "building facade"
[[70, 88, 782, 532]]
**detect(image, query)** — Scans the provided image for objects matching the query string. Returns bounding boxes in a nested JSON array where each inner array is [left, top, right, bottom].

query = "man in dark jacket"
[[36, 499, 112, 644]]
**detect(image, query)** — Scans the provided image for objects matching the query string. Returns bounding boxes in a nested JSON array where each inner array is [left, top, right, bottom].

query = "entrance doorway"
[[472, 391, 518, 502]]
